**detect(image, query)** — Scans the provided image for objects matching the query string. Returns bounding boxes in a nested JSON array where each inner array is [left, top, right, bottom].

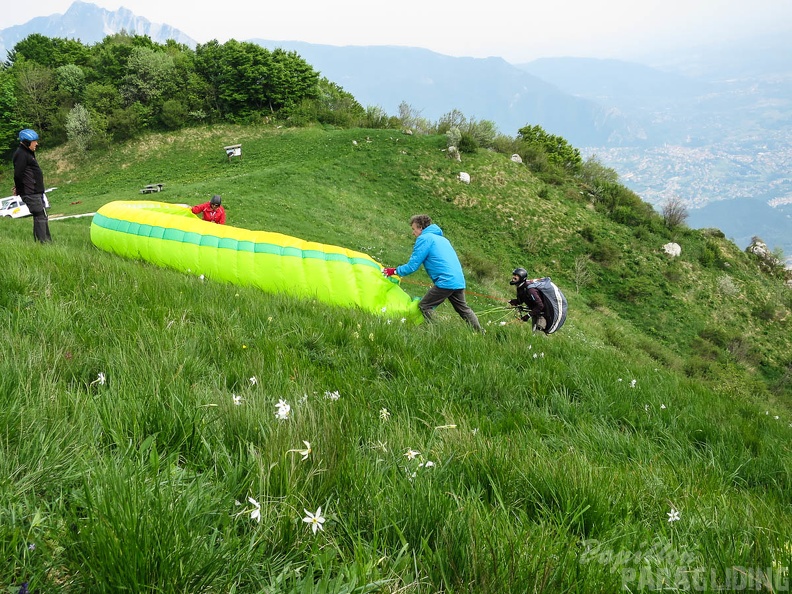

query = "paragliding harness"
[[517, 277, 567, 334]]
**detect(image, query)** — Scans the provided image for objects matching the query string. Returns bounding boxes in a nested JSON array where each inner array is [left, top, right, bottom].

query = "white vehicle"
[[0, 188, 54, 218]]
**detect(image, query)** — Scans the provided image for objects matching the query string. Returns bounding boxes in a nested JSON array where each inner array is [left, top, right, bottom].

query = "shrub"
[[464, 118, 498, 148], [662, 196, 689, 229], [65, 103, 94, 152], [364, 105, 390, 129], [572, 255, 593, 293], [717, 275, 739, 296], [490, 134, 519, 155], [753, 302, 777, 321], [517, 124, 582, 171], [578, 226, 596, 243], [446, 126, 461, 149], [458, 132, 478, 154], [614, 277, 654, 303], [590, 241, 619, 266], [160, 99, 188, 129], [580, 155, 618, 186], [108, 104, 149, 141], [593, 182, 657, 227], [663, 264, 683, 284], [698, 243, 719, 268]]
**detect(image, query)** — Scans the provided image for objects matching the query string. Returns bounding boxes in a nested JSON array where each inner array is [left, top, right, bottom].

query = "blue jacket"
[[395, 224, 466, 289]]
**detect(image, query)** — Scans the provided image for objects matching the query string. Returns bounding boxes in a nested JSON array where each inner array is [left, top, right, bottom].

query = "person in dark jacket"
[[383, 214, 482, 331], [12, 129, 51, 243], [509, 267, 546, 331], [191, 194, 226, 224]]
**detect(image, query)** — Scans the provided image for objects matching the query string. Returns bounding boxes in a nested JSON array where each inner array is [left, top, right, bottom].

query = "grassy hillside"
[[2, 124, 791, 592]]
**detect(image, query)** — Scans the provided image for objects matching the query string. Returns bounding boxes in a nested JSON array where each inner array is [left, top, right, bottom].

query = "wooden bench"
[[140, 183, 165, 194]]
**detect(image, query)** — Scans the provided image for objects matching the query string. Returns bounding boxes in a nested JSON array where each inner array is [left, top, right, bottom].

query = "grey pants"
[[21, 194, 51, 243], [419, 285, 482, 331]]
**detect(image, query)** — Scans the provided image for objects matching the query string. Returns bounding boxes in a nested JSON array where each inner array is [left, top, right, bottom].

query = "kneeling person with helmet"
[[192, 195, 226, 224], [509, 268, 546, 332]]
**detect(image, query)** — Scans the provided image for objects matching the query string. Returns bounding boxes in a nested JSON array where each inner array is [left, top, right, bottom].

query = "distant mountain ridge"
[[0, 0, 196, 59], [248, 40, 635, 146]]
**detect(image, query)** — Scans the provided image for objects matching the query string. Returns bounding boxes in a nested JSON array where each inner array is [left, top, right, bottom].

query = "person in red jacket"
[[192, 195, 226, 224]]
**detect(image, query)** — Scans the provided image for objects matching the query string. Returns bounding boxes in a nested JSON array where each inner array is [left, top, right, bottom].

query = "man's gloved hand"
[[382, 268, 397, 277], [521, 314, 531, 323], [508, 299, 519, 306]]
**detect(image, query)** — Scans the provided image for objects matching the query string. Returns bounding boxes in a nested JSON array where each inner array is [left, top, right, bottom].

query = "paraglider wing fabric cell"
[[90, 200, 423, 323]]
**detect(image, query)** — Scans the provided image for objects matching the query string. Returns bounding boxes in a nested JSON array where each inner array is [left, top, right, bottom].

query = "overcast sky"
[[2, 0, 791, 63]]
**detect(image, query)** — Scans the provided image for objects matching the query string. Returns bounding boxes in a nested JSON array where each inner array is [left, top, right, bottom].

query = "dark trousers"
[[21, 194, 51, 243], [419, 285, 482, 331]]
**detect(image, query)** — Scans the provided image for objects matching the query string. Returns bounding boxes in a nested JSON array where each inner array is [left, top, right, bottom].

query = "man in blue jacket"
[[383, 214, 482, 331]]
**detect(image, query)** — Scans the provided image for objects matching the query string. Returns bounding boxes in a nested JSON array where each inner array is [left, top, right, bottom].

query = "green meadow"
[[2, 124, 791, 593]]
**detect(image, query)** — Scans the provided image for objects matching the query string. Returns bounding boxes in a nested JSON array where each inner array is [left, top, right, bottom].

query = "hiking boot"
[[534, 316, 547, 332]]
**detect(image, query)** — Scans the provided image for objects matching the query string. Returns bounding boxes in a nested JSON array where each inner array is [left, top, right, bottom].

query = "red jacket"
[[191, 202, 226, 224]]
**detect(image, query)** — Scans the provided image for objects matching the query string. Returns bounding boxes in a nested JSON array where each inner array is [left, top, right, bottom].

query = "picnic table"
[[140, 183, 165, 194]]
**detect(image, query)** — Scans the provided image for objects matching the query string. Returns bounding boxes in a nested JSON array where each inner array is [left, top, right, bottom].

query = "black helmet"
[[510, 267, 528, 285], [210, 195, 222, 207]]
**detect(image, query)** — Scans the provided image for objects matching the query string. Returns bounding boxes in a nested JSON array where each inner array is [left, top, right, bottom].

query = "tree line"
[[0, 32, 372, 155], [1, 32, 591, 170]]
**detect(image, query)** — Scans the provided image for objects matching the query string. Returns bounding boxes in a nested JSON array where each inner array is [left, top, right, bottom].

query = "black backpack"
[[526, 277, 567, 334]]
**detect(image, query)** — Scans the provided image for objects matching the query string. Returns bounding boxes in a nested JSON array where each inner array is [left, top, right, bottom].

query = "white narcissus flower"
[[302, 507, 326, 534], [232, 394, 242, 406], [248, 497, 261, 523], [667, 508, 680, 523], [288, 441, 312, 461], [95, 372, 106, 385], [324, 390, 340, 401], [404, 449, 420, 461], [379, 408, 390, 420], [249, 376, 258, 385], [630, 379, 637, 388], [275, 399, 291, 420]]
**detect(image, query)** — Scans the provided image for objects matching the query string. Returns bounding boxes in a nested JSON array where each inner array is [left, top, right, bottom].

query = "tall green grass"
[[1, 126, 791, 592]]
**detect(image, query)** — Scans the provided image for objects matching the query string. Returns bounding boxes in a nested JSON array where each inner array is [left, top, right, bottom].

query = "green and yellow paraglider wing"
[[90, 200, 422, 323]]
